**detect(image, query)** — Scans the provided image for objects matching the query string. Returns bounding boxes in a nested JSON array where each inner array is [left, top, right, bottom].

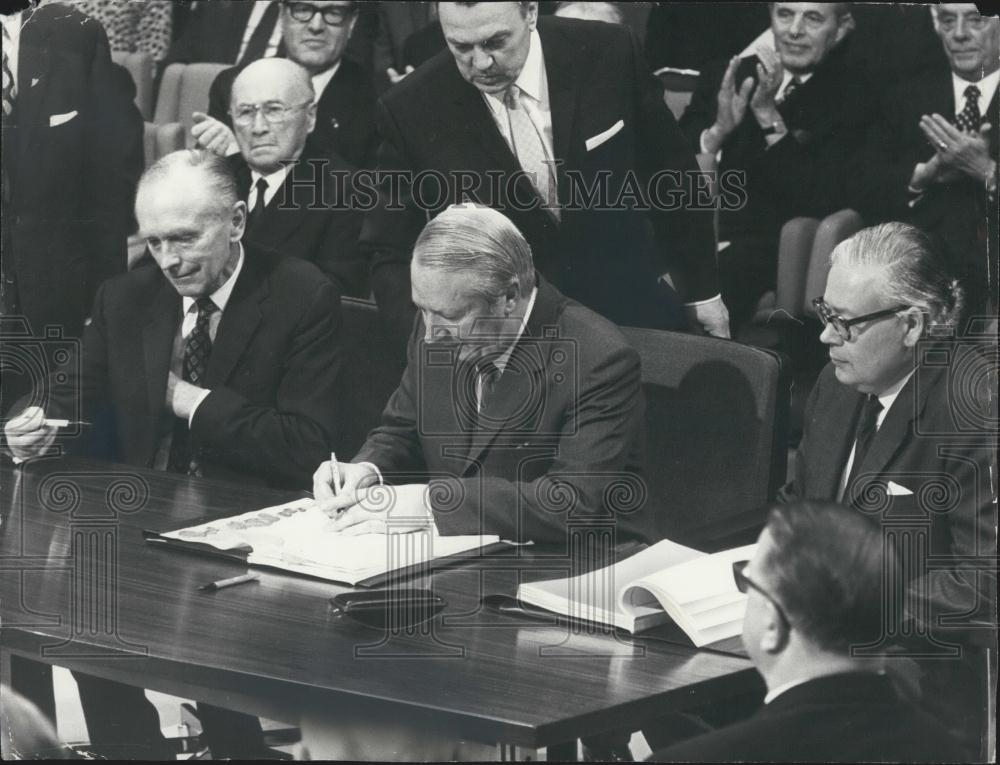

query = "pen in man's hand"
[[42, 419, 91, 428], [198, 573, 259, 592], [330, 451, 342, 496]]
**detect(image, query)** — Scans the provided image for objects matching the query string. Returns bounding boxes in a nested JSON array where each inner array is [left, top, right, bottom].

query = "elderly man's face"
[[818, 262, 916, 395], [137, 171, 243, 298], [438, 2, 538, 95], [282, 1, 357, 74], [934, 4, 1000, 81], [411, 258, 511, 363], [770, 3, 851, 75], [231, 69, 316, 174]]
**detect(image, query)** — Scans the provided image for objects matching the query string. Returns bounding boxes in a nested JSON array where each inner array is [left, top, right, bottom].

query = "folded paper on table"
[[516, 539, 756, 647], [144, 498, 503, 586]]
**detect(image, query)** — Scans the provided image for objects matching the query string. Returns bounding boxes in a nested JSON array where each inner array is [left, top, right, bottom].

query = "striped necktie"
[[504, 85, 559, 221]]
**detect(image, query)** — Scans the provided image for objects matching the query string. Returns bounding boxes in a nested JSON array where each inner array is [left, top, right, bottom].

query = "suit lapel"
[[204, 254, 266, 387], [250, 162, 312, 248], [142, 280, 182, 431], [449, 70, 523, 177], [537, 22, 579, 167], [15, 10, 53, 159], [813, 380, 864, 499]]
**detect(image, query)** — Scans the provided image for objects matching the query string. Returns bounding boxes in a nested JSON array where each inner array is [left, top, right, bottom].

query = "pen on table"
[[197, 572, 259, 592], [330, 451, 342, 496], [42, 419, 90, 428]]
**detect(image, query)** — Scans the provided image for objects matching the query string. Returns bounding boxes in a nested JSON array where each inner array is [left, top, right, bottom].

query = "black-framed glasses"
[[732, 560, 790, 628], [284, 1, 355, 27], [229, 101, 312, 126], [812, 296, 910, 342]]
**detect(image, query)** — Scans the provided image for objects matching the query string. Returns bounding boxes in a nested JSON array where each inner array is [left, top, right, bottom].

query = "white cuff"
[[684, 293, 724, 308]]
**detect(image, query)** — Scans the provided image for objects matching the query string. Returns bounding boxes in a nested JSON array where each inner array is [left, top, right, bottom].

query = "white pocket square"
[[887, 480, 913, 496], [49, 110, 78, 127], [585, 119, 624, 151], [31, 77, 40, 87]]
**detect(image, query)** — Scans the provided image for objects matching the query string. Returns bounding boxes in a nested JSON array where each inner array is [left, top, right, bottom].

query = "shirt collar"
[[876, 367, 915, 420], [181, 244, 245, 317], [494, 286, 538, 375], [250, 162, 295, 195], [311, 61, 341, 102], [482, 29, 546, 112], [952, 69, 1000, 112], [2, 11, 21, 50], [779, 69, 812, 95]]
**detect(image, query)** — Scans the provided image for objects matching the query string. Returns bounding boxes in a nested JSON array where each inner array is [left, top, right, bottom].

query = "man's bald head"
[[230, 58, 318, 173]]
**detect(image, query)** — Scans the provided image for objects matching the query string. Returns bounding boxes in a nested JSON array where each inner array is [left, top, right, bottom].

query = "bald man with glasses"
[[778, 222, 995, 756]]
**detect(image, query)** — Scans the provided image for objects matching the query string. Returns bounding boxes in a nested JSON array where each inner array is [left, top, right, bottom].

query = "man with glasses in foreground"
[[779, 221, 996, 756], [651, 501, 967, 762], [195, 0, 378, 167]]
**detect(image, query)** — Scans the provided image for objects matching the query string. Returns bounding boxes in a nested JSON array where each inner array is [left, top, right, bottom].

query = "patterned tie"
[[246, 177, 269, 231], [1, 23, 16, 124], [845, 395, 883, 495], [777, 76, 801, 104], [167, 298, 219, 475], [504, 85, 559, 221], [955, 84, 982, 132]]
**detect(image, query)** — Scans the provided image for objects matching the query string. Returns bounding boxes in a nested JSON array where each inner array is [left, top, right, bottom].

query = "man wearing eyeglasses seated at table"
[[778, 221, 996, 758], [649, 501, 968, 763], [227, 57, 366, 297], [193, 0, 378, 168]]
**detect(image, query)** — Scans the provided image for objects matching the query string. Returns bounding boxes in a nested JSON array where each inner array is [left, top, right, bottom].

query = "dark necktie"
[[167, 298, 219, 475], [845, 395, 883, 494], [477, 359, 502, 415], [246, 177, 269, 230], [777, 76, 801, 104], [238, 1, 280, 65], [955, 84, 982, 132]]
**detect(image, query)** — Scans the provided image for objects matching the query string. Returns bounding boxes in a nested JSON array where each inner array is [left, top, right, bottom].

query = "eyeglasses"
[[229, 101, 312, 126], [732, 560, 790, 628], [284, 1, 355, 27], [811, 297, 910, 342]]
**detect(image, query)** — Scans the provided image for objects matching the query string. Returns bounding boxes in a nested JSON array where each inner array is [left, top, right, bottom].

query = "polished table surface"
[[0, 457, 757, 748]]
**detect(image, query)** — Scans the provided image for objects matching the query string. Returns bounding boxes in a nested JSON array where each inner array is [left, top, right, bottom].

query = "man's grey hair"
[[830, 222, 966, 329], [414, 205, 536, 303], [139, 149, 239, 216]]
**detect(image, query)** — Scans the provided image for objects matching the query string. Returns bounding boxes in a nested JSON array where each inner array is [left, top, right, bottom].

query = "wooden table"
[[0, 457, 757, 756]]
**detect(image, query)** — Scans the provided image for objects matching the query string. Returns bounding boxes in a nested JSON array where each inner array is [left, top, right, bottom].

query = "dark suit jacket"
[[354, 277, 652, 544], [208, 57, 379, 168], [853, 68, 999, 310], [1, 3, 143, 340], [363, 16, 717, 343], [780, 359, 996, 634], [680, 39, 878, 244], [650, 672, 969, 763], [45, 246, 342, 490], [233, 154, 367, 298], [161, 0, 273, 68]]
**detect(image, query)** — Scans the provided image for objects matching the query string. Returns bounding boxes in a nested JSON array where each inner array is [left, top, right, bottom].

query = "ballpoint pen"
[[330, 451, 342, 496], [198, 572, 260, 592]]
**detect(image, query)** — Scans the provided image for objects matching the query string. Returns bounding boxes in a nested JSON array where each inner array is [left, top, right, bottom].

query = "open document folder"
[[517, 539, 756, 647], [144, 498, 502, 586]]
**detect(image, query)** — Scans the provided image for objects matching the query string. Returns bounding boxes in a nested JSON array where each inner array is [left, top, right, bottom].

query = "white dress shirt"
[[311, 61, 340, 104], [1, 12, 21, 86], [951, 70, 1000, 119], [236, 1, 283, 62], [249, 163, 294, 210]]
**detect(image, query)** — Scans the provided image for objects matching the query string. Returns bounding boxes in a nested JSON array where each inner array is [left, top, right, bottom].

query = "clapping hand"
[[750, 46, 783, 125], [704, 56, 754, 155], [919, 114, 995, 182]]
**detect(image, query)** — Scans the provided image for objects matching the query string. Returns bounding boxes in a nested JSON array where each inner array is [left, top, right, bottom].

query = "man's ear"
[[525, 2, 539, 31], [305, 102, 318, 135], [900, 308, 926, 348], [834, 12, 855, 45], [503, 278, 520, 315], [759, 601, 790, 654], [230, 200, 247, 242]]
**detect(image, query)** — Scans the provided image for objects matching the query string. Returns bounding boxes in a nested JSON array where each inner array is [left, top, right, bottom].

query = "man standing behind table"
[[650, 501, 969, 763], [314, 204, 652, 546], [193, 0, 378, 168], [853, 3, 999, 316], [228, 57, 366, 297], [780, 222, 996, 757], [4, 150, 343, 759], [363, 1, 726, 347]]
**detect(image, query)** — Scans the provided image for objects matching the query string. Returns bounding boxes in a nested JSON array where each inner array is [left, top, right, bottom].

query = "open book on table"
[[516, 539, 756, 647], [144, 498, 502, 587]]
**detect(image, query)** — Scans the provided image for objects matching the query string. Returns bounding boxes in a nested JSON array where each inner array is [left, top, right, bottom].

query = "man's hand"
[[167, 371, 206, 421], [703, 55, 755, 155], [910, 152, 962, 191], [4, 406, 58, 462], [326, 483, 434, 536], [386, 65, 415, 86], [750, 47, 783, 128], [920, 114, 995, 182], [312, 460, 380, 508], [191, 112, 239, 156], [685, 296, 731, 339]]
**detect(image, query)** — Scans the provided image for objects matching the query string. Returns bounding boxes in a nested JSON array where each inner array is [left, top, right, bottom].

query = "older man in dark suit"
[[854, 3, 999, 316], [780, 222, 996, 757], [363, 1, 725, 348], [193, 0, 378, 167], [228, 57, 366, 297], [5, 149, 343, 759], [650, 501, 969, 763]]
